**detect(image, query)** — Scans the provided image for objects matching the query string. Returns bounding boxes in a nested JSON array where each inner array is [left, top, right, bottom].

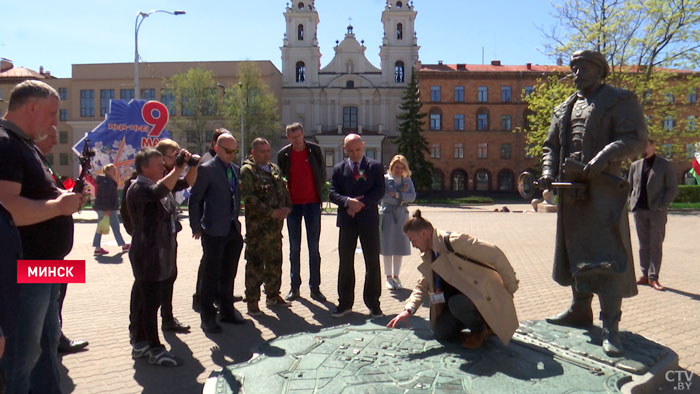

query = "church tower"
[[281, 0, 321, 87], [379, 0, 419, 86]]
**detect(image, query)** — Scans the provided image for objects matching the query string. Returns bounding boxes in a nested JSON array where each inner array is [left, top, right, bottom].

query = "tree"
[[167, 67, 219, 153], [522, 0, 700, 160], [222, 62, 280, 156], [395, 72, 433, 192]]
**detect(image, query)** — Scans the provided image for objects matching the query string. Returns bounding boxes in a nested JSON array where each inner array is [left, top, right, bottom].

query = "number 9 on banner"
[[142, 101, 169, 137]]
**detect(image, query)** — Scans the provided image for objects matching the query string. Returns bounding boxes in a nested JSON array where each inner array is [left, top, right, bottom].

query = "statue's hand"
[[583, 155, 608, 178]]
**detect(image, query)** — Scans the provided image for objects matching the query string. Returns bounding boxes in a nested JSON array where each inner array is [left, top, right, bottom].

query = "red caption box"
[[17, 260, 86, 283]]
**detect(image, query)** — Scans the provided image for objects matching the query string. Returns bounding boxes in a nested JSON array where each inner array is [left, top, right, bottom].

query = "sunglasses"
[[218, 146, 237, 154]]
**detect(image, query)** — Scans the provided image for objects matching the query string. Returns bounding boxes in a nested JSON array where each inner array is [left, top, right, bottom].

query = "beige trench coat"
[[404, 229, 519, 345]]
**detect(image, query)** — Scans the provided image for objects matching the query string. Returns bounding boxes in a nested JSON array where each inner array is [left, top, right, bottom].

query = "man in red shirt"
[[277, 123, 327, 302]]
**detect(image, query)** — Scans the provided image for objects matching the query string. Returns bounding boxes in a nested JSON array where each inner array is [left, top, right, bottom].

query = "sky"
[[1, 0, 559, 78]]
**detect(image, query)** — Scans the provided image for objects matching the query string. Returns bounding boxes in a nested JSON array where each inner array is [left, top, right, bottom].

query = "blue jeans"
[[1, 283, 62, 394], [287, 203, 321, 291], [92, 210, 126, 248]]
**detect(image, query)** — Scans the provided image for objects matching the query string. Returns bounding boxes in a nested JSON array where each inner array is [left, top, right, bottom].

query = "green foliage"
[[167, 67, 220, 152], [221, 62, 280, 154], [395, 72, 433, 192], [674, 185, 700, 202]]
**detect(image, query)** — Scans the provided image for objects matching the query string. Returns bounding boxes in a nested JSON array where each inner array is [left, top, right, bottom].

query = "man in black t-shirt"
[[0, 81, 86, 393]]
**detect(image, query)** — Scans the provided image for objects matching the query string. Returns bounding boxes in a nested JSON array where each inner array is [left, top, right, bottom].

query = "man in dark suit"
[[628, 139, 678, 291], [329, 134, 385, 318], [189, 134, 246, 333]]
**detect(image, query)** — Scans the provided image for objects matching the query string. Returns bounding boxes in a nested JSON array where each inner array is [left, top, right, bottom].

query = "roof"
[[0, 66, 54, 79], [420, 64, 568, 73]]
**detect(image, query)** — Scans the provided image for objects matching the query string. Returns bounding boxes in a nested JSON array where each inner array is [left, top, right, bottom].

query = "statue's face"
[[571, 60, 603, 94]]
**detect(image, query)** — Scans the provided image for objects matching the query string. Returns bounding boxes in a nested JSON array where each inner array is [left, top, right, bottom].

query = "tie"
[[353, 162, 360, 178]]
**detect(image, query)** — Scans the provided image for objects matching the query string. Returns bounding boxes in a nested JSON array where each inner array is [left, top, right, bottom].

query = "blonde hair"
[[389, 155, 411, 177], [103, 164, 116, 174]]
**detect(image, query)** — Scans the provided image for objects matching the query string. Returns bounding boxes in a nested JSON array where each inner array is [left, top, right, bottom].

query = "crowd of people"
[[0, 49, 668, 391]]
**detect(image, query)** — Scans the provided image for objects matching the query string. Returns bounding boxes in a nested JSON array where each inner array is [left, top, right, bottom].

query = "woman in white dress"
[[380, 155, 416, 289]]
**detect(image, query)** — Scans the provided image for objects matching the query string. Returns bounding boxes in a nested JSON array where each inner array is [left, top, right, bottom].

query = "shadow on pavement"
[[58, 357, 76, 393], [663, 286, 700, 301], [94, 253, 126, 264], [203, 319, 264, 368], [133, 332, 204, 394], [389, 288, 412, 303]]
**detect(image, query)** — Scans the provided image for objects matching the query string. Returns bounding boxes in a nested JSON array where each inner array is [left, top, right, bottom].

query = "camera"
[[175, 150, 200, 167]]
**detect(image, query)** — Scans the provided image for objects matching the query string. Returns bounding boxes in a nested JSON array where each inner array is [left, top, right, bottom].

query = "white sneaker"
[[385, 278, 395, 290], [393, 278, 403, 289]]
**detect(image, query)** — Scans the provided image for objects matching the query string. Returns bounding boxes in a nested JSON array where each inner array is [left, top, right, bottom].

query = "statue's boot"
[[600, 296, 624, 357], [546, 287, 593, 328]]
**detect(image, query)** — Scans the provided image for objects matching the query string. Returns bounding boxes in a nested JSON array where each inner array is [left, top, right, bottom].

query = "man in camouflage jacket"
[[240, 138, 292, 315]]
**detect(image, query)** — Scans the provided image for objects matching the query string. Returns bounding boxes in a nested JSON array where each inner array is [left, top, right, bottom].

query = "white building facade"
[[280, 0, 420, 176]]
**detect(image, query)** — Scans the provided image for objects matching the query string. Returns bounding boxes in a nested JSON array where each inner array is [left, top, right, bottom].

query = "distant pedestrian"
[[92, 164, 130, 255], [628, 139, 678, 291], [241, 138, 291, 316], [277, 122, 327, 302], [329, 134, 385, 318], [380, 155, 416, 290]]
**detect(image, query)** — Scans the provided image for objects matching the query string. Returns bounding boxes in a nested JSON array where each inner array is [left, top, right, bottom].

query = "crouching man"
[[387, 210, 520, 348]]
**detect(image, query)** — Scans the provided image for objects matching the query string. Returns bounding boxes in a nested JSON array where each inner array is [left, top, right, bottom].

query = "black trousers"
[[160, 274, 176, 321], [130, 279, 169, 347], [433, 294, 485, 340], [337, 224, 381, 310], [199, 223, 243, 320]]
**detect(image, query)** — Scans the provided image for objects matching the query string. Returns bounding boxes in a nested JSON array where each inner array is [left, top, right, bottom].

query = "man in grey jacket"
[[628, 139, 678, 291]]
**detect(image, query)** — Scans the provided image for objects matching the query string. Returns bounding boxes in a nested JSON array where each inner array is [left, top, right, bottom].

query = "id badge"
[[430, 292, 445, 304]]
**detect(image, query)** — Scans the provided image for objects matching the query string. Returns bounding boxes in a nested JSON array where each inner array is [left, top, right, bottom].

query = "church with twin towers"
[[280, 0, 420, 173]]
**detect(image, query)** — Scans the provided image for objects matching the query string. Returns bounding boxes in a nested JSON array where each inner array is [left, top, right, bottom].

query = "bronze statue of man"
[[540, 50, 647, 356]]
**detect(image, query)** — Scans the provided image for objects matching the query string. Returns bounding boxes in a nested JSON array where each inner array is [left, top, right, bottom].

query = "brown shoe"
[[649, 280, 665, 291], [247, 301, 262, 316], [460, 327, 492, 349], [266, 294, 289, 307], [636, 276, 649, 285]]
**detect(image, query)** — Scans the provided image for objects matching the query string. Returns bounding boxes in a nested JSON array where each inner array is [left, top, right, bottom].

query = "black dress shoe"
[[162, 317, 191, 333], [201, 319, 222, 334], [310, 289, 327, 302], [192, 294, 201, 313], [285, 289, 300, 302], [232, 295, 243, 302], [58, 335, 89, 354], [220, 311, 247, 325]]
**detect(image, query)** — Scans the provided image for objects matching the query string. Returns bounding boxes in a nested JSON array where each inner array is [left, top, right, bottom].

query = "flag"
[[691, 149, 700, 185]]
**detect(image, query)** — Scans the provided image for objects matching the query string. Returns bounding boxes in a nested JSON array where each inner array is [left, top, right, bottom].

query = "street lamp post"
[[134, 10, 185, 100]]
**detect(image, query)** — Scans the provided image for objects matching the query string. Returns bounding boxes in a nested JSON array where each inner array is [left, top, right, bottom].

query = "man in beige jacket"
[[387, 210, 519, 348]]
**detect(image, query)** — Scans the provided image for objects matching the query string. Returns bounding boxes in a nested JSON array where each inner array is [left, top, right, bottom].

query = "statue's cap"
[[570, 50, 609, 79]]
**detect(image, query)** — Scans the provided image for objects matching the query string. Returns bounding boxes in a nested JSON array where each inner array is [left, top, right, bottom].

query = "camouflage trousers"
[[244, 236, 283, 302]]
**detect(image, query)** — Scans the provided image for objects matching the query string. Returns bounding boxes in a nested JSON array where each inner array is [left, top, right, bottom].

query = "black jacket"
[[277, 141, 325, 201], [93, 175, 119, 211]]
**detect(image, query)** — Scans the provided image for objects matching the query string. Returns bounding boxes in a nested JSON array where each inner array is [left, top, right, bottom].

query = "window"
[[80, 89, 94, 117], [454, 143, 464, 159], [500, 143, 511, 159], [430, 144, 441, 158], [120, 89, 134, 102], [343, 106, 358, 128], [475, 170, 489, 191], [664, 93, 675, 104], [454, 86, 464, 102], [687, 144, 695, 159], [454, 114, 464, 131], [366, 149, 376, 160], [141, 88, 156, 100], [296, 61, 306, 83], [396, 1, 403, 8], [431, 169, 443, 191], [501, 115, 512, 131], [663, 116, 675, 131], [298, 2, 304, 9], [181, 89, 194, 116], [59, 153, 68, 166], [524, 86, 534, 96], [689, 88, 698, 103], [58, 88, 67, 100], [59, 109, 68, 121], [452, 170, 466, 192], [346, 80, 355, 88], [688, 116, 698, 131], [100, 89, 114, 116], [498, 170, 513, 191], [186, 130, 197, 142], [663, 143, 673, 158], [396, 23, 403, 40], [325, 150, 334, 167], [477, 109, 489, 131], [429, 112, 441, 131], [477, 143, 488, 159], [298, 24, 304, 40], [477, 86, 488, 102], [501, 86, 512, 102], [161, 89, 175, 115], [202, 88, 217, 115], [59, 131, 68, 144], [430, 86, 441, 102], [394, 61, 404, 83]]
